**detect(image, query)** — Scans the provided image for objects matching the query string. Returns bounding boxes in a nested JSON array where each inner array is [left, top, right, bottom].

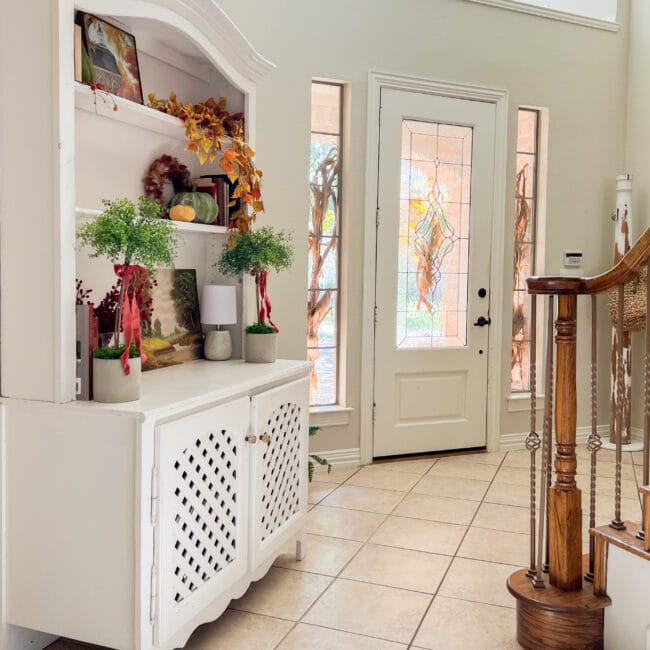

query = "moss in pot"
[[217, 227, 294, 363], [77, 197, 177, 401]]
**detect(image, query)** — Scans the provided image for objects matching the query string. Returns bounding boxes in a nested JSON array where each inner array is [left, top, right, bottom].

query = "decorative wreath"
[[143, 154, 193, 215]]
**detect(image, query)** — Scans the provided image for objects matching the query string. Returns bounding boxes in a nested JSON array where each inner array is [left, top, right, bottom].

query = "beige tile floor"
[[49, 449, 643, 650]]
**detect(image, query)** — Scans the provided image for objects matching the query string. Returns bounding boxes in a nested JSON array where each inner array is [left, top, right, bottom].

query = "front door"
[[373, 88, 496, 458]]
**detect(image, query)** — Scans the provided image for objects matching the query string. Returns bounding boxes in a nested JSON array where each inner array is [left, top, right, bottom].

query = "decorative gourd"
[[169, 192, 218, 224], [169, 205, 196, 222]]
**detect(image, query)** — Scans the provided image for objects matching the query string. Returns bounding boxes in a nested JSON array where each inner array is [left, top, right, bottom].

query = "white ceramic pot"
[[244, 333, 277, 363], [93, 357, 141, 403], [204, 329, 232, 360]]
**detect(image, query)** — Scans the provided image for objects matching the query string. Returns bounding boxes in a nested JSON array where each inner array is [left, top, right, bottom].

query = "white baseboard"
[[312, 447, 361, 469], [499, 424, 642, 451]]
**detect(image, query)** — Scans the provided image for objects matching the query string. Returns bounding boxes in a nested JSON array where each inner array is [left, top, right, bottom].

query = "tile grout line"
[[273, 459, 443, 648], [405, 451, 510, 649], [272, 465, 371, 648]]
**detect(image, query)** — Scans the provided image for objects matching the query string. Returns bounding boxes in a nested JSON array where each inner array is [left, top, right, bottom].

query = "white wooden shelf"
[[75, 207, 227, 234], [74, 82, 232, 148]]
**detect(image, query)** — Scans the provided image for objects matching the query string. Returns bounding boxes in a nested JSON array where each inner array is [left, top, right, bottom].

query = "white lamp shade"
[[201, 285, 237, 325]]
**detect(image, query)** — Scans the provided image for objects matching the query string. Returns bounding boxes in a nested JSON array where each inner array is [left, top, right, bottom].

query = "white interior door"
[[373, 88, 496, 458]]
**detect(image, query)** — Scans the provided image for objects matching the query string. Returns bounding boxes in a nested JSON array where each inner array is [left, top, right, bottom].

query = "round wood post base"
[[507, 568, 610, 650]]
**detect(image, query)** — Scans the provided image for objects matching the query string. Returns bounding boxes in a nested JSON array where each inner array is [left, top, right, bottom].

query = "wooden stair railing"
[[507, 228, 650, 650]]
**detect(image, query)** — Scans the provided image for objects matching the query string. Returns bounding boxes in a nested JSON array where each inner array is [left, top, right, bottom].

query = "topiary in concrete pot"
[[244, 324, 277, 363], [92, 345, 141, 403]]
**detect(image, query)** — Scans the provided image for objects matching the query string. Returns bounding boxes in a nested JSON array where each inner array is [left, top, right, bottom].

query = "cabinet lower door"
[[250, 377, 309, 568], [155, 398, 250, 645]]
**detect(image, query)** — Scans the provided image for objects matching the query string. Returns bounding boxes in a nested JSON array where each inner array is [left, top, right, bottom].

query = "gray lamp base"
[[204, 329, 232, 361]]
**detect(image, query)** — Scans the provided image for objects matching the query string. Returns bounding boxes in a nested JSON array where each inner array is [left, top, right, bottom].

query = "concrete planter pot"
[[93, 357, 141, 403], [244, 332, 277, 363]]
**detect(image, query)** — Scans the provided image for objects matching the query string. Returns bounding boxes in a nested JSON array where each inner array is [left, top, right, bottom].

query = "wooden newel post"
[[550, 294, 583, 591]]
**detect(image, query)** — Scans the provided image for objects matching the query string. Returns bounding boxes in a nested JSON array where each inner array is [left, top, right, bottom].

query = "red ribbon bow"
[[255, 269, 279, 333], [113, 264, 149, 375]]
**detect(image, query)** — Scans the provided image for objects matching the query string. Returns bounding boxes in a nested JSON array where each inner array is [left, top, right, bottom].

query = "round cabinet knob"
[[260, 434, 272, 444], [245, 434, 257, 444]]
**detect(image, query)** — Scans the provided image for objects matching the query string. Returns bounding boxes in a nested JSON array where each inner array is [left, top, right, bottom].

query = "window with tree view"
[[308, 82, 342, 405], [512, 109, 540, 392]]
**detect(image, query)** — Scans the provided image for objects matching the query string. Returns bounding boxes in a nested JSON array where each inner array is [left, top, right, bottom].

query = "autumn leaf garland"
[[148, 92, 264, 231]]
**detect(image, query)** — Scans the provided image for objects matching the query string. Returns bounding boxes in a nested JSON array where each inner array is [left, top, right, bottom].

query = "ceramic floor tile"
[[321, 485, 405, 514], [412, 474, 490, 501], [576, 475, 638, 499], [473, 502, 532, 535], [457, 526, 529, 566], [341, 543, 451, 593], [632, 451, 644, 466], [369, 515, 466, 556], [413, 596, 519, 649], [576, 461, 635, 480], [230, 567, 332, 620], [594, 449, 633, 465], [309, 480, 338, 505], [449, 451, 506, 465], [595, 494, 642, 522], [307, 505, 386, 542], [274, 533, 361, 576], [346, 466, 422, 492], [277, 623, 407, 649], [302, 578, 431, 644], [495, 466, 541, 487], [314, 466, 360, 484], [485, 480, 537, 508], [438, 557, 519, 608], [372, 458, 436, 475], [183, 609, 293, 650], [501, 449, 531, 469], [428, 459, 498, 482], [393, 492, 479, 525]]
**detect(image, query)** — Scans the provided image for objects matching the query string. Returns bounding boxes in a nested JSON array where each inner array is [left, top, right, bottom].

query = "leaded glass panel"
[[511, 109, 539, 392], [396, 119, 472, 349]]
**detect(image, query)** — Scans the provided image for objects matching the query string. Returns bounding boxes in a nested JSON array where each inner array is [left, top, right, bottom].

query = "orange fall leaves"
[[148, 92, 264, 232]]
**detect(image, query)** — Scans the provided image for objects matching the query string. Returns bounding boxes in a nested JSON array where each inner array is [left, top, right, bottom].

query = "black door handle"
[[473, 316, 491, 327]]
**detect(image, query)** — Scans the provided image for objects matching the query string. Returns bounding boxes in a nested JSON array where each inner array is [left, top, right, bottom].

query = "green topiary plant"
[[77, 196, 177, 348], [217, 227, 294, 332]]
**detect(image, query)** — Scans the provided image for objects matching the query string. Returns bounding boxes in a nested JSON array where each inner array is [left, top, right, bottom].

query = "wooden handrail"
[[527, 227, 650, 295]]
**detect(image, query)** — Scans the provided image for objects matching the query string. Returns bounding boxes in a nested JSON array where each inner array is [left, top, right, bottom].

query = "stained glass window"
[[511, 109, 539, 392], [396, 120, 472, 349], [308, 82, 342, 405]]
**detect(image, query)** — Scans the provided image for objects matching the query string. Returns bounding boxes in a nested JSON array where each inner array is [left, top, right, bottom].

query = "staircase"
[[507, 229, 650, 649]]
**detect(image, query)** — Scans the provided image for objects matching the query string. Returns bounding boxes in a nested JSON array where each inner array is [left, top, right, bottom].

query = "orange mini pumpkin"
[[169, 204, 195, 222]]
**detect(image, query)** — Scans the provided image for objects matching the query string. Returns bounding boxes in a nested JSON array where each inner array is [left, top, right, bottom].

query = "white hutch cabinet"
[[0, 1, 309, 649], [5, 362, 310, 649]]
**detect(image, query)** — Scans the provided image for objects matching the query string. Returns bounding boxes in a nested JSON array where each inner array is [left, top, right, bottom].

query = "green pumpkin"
[[169, 192, 218, 224]]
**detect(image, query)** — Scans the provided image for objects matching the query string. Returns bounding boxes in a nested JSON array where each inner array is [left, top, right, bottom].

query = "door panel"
[[374, 89, 495, 457], [155, 398, 250, 644], [249, 377, 309, 569]]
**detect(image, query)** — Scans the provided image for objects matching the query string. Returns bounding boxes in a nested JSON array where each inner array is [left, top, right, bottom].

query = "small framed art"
[[81, 13, 144, 104]]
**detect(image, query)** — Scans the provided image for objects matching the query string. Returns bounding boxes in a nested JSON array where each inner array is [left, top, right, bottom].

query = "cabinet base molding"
[[507, 566, 610, 650]]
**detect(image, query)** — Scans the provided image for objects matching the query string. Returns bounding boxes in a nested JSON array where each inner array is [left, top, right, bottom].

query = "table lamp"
[[201, 285, 237, 360]]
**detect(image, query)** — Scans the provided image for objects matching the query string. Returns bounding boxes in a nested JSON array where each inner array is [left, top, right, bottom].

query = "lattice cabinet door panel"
[[154, 398, 250, 645], [249, 377, 309, 568]]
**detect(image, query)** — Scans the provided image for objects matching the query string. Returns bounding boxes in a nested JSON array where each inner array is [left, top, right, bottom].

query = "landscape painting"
[[141, 269, 203, 371]]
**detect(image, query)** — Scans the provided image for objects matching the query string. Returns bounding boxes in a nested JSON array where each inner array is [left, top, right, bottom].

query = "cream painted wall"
[[219, 0, 630, 453], [625, 0, 650, 434]]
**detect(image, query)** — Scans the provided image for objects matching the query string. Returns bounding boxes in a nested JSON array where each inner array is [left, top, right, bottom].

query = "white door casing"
[[360, 72, 509, 463]]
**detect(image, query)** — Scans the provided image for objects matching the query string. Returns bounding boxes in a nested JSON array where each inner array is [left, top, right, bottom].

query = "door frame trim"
[[360, 70, 509, 464]]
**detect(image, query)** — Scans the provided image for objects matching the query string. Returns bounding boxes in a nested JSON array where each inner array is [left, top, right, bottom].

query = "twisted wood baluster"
[[526, 296, 541, 578], [585, 295, 602, 582], [610, 284, 626, 530], [533, 296, 554, 588]]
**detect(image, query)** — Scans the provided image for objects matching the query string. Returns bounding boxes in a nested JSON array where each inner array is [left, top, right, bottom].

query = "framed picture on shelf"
[[81, 13, 144, 104], [140, 269, 204, 371]]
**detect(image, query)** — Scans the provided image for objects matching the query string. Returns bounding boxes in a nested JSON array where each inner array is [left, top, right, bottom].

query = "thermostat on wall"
[[564, 250, 583, 267]]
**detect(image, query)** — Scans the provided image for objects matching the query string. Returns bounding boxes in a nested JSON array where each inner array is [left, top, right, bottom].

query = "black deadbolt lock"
[[478, 288, 487, 298]]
